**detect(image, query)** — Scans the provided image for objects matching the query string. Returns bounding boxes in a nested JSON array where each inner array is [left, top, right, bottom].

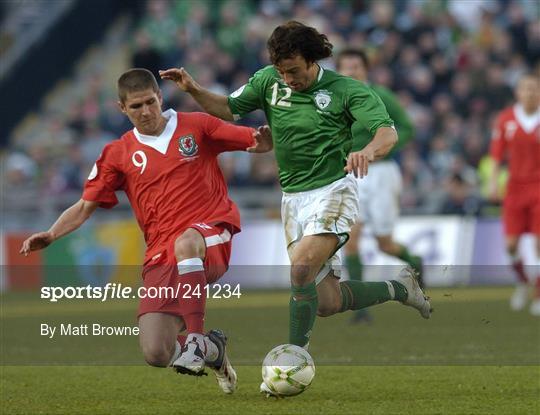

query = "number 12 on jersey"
[[270, 82, 292, 107]]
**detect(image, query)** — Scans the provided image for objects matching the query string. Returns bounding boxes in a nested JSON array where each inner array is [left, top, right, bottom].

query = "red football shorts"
[[138, 222, 233, 318], [502, 181, 540, 236]]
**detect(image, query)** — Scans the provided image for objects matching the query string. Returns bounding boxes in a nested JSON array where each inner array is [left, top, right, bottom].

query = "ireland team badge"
[[314, 91, 332, 110], [179, 135, 198, 157]]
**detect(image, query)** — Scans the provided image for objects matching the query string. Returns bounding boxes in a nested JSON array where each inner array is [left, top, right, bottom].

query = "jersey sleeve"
[[374, 85, 414, 151], [227, 68, 266, 120], [82, 143, 124, 209], [489, 113, 507, 162], [346, 80, 394, 136], [202, 112, 256, 153]]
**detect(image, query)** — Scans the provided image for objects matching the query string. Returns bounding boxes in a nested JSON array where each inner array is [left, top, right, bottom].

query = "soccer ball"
[[261, 344, 315, 397]]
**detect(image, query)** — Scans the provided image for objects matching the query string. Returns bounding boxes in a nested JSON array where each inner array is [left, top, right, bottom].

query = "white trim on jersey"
[[317, 65, 324, 82], [133, 109, 178, 154], [514, 104, 540, 134], [205, 229, 232, 248]]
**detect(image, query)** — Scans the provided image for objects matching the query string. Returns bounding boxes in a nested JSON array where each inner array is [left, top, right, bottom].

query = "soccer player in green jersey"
[[160, 21, 431, 395], [336, 49, 425, 324]]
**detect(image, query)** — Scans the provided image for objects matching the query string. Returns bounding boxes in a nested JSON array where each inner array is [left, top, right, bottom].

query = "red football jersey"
[[82, 110, 255, 262], [490, 104, 540, 183]]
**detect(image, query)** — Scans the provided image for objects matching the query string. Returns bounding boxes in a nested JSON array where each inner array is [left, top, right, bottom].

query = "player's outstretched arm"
[[159, 67, 234, 122], [345, 126, 397, 178], [247, 126, 273, 153], [20, 199, 99, 256]]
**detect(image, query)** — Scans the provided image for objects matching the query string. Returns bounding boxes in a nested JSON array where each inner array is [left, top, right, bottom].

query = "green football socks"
[[345, 253, 363, 282], [289, 282, 318, 347], [397, 246, 420, 269], [345, 253, 373, 321], [340, 280, 408, 312]]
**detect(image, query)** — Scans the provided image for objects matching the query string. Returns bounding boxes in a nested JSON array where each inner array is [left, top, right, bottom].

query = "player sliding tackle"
[[20, 68, 272, 394], [161, 21, 432, 396]]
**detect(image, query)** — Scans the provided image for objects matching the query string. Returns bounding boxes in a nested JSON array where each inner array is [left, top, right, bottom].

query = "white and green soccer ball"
[[261, 344, 315, 397]]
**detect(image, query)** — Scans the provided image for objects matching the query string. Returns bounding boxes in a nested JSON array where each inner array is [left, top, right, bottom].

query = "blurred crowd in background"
[[3, 0, 540, 215]]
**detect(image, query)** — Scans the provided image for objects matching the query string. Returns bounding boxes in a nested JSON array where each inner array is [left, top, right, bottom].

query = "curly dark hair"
[[267, 21, 333, 65]]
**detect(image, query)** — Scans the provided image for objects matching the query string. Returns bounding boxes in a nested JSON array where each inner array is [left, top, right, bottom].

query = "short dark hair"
[[267, 21, 333, 65], [336, 48, 369, 70], [117, 68, 159, 102]]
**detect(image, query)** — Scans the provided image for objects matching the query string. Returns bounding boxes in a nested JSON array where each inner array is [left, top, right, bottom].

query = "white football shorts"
[[356, 160, 402, 236], [281, 175, 359, 284]]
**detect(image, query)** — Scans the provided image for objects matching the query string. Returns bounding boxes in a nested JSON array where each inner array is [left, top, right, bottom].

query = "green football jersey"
[[228, 65, 394, 192], [351, 84, 414, 157]]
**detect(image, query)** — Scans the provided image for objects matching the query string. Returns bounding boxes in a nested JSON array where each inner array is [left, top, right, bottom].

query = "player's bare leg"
[[344, 223, 372, 324], [315, 271, 343, 316], [530, 235, 540, 316], [138, 312, 185, 367], [505, 235, 529, 311]]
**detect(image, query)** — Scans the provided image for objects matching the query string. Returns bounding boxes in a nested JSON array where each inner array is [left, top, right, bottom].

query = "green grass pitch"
[[1, 287, 539, 414]]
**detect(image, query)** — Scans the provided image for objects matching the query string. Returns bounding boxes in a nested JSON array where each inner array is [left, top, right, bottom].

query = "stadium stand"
[[2, 0, 539, 226]]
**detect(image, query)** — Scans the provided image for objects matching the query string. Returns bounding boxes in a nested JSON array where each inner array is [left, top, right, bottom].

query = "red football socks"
[[177, 266, 206, 334]]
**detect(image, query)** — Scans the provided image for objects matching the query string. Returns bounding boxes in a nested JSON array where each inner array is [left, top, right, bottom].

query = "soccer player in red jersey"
[[20, 68, 271, 392], [489, 73, 540, 316]]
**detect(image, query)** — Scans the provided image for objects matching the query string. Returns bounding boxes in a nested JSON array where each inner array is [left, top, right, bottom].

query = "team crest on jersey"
[[178, 135, 198, 156], [314, 90, 332, 110]]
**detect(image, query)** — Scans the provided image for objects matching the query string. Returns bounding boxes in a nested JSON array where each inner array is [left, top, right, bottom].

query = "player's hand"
[[159, 67, 198, 93], [19, 232, 55, 256], [345, 149, 374, 178], [247, 125, 273, 153]]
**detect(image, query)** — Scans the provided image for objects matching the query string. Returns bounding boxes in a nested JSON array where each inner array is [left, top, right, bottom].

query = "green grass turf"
[[1, 287, 539, 414], [2, 366, 538, 415]]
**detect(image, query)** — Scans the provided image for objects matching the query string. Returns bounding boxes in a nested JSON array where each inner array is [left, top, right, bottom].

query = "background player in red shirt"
[[489, 73, 540, 316], [19, 68, 271, 393]]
